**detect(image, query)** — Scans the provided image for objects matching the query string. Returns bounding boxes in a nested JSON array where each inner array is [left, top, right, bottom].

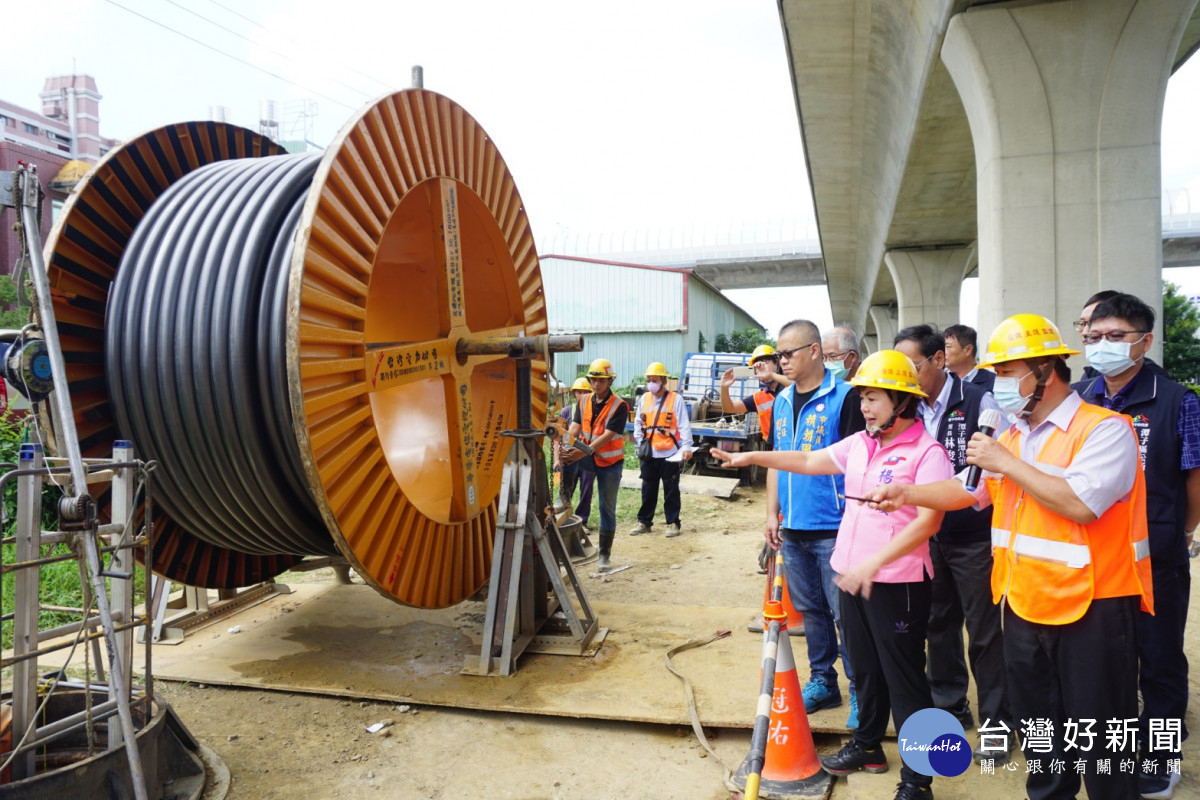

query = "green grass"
[[0, 412, 149, 652]]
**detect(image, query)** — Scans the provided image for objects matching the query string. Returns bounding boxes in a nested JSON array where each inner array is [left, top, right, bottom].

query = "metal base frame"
[[141, 580, 293, 645], [463, 434, 607, 677]]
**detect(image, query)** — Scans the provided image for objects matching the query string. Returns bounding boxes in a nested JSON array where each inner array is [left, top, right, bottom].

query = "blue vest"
[[1075, 363, 1191, 567], [773, 370, 853, 530], [931, 374, 993, 543]]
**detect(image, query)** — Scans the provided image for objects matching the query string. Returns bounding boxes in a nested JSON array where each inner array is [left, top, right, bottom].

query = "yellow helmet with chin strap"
[[586, 358, 616, 379], [978, 314, 1080, 368], [644, 362, 669, 378], [850, 350, 927, 397], [570, 377, 591, 392], [749, 345, 777, 366]]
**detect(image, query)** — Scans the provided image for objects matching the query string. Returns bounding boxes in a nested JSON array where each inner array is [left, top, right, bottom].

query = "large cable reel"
[[44, 90, 551, 609]]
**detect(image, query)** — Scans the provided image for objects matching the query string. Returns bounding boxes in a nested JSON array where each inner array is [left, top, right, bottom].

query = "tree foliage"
[[1162, 281, 1200, 384], [0, 278, 31, 330], [711, 326, 774, 354]]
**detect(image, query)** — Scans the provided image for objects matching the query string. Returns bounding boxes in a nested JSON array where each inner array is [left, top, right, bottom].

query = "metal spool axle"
[[46, 90, 553, 609]]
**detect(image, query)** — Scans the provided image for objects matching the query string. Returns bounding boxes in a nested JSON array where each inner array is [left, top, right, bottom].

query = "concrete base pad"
[[42, 583, 859, 732]]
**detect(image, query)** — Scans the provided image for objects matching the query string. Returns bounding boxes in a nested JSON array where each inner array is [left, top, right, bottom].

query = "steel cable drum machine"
[[45, 88, 604, 679]]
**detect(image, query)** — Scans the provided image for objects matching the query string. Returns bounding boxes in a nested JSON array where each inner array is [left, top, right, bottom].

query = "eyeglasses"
[[911, 355, 932, 370], [776, 342, 818, 361], [1072, 318, 1089, 332], [1080, 329, 1148, 345], [823, 351, 850, 362]]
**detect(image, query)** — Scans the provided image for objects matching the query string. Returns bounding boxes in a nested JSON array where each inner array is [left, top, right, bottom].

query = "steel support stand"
[[4, 166, 149, 800], [463, 349, 606, 677], [10, 444, 45, 781]]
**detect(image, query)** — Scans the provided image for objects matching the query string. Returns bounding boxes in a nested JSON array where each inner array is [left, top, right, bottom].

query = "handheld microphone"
[[964, 408, 1005, 491]]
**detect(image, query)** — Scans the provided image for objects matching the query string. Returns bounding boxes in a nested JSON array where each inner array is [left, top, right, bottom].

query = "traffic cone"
[[732, 602, 831, 800], [748, 556, 804, 636]]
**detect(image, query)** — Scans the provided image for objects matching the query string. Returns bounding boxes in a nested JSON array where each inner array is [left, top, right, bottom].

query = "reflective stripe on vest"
[[991, 527, 1091, 568], [987, 402, 1153, 624], [993, 526, 1150, 569], [581, 392, 627, 467], [639, 391, 679, 451]]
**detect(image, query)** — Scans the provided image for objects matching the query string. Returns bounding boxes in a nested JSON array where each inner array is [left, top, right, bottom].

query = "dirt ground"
[[143, 480, 1200, 800], [157, 483, 770, 800]]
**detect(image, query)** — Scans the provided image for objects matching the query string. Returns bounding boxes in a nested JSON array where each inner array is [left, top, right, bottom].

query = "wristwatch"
[[1187, 527, 1199, 558]]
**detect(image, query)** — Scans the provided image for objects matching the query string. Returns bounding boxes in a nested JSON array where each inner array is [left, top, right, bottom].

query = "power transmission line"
[[164, 0, 378, 102], [101, 0, 359, 112], [205, 0, 393, 91]]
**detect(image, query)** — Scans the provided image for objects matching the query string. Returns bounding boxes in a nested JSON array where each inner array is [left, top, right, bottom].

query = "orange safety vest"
[[638, 391, 680, 452], [753, 389, 775, 436], [986, 401, 1153, 625], [581, 391, 628, 467]]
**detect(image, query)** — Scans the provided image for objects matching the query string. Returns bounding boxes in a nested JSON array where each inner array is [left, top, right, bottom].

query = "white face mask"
[[992, 374, 1031, 414], [1085, 339, 1142, 377], [646, 380, 663, 393]]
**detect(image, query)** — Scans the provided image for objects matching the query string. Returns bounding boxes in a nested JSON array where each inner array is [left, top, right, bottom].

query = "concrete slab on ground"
[[38, 583, 853, 733]]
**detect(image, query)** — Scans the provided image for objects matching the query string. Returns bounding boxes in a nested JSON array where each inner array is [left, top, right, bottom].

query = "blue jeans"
[[561, 461, 595, 522], [580, 457, 623, 534], [780, 530, 854, 693]]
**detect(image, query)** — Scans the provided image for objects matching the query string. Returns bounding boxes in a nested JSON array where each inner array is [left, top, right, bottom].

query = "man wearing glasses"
[[766, 319, 865, 727], [822, 325, 862, 381], [1074, 290, 1121, 382], [867, 313, 1153, 800], [1073, 293, 1200, 800]]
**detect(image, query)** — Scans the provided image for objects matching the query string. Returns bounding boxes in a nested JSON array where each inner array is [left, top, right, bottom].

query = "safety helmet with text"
[[586, 358, 616, 379], [849, 350, 928, 398], [978, 314, 1080, 368], [570, 377, 591, 392], [645, 362, 669, 378], [749, 345, 778, 366]]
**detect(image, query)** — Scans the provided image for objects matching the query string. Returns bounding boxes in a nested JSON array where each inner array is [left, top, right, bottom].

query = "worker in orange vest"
[[631, 362, 693, 538], [720, 344, 789, 442], [563, 358, 629, 571], [866, 314, 1153, 800], [553, 377, 597, 528]]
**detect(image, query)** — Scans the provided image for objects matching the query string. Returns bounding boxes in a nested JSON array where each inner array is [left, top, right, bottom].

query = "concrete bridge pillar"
[[866, 304, 898, 355], [885, 246, 976, 333], [941, 0, 1197, 349]]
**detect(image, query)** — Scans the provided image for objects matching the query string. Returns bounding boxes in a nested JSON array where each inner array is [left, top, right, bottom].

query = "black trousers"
[[1003, 596, 1139, 800], [926, 538, 1010, 729], [637, 456, 681, 525], [1139, 563, 1190, 774], [841, 580, 934, 788]]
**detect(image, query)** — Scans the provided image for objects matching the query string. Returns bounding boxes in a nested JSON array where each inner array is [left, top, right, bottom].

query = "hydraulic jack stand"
[[461, 335, 607, 676]]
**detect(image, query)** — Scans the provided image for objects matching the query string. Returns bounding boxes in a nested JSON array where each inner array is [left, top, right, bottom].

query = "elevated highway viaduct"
[[776, 0, 1200, 357]]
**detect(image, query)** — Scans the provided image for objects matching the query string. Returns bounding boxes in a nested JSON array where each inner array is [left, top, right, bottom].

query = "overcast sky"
[[5, 1, 1199, 335]]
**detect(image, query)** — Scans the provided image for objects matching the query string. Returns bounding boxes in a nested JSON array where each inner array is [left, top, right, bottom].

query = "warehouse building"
[[540, 254, 766, 388]]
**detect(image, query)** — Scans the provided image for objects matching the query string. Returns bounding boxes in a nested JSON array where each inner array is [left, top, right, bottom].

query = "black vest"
[[967, 368, 995, 393], [1074, 363, 1191, 568], [930, 374, 993, 543]]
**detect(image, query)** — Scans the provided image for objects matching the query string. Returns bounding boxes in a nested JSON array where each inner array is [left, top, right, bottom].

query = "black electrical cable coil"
[[106, 152, 335, 556]]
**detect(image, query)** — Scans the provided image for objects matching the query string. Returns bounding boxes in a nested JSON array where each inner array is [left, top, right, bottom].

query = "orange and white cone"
[[748, 554, 804, 636], [732, 601, 831, 799]]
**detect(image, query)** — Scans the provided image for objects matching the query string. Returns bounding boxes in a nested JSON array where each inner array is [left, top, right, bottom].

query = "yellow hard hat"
[[570, 377, 591, 392], [749, 345, 778, 366], [978, 314, 1080, 368], [645, 361, 669, 378], [850, 350, 927, 397], [586, 358, 616, 379]]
